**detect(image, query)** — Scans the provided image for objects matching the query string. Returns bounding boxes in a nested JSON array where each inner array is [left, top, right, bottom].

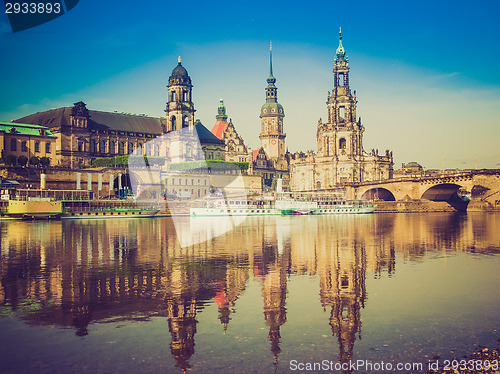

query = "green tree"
[[39, 156, 51, 168], [17, 155, 28, 167], [4, 154, 17, 166], [29, 156, 40, 167]]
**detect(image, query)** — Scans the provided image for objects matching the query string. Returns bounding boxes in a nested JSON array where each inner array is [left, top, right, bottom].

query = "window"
[[339, 107, 345, 122], [128, 142, 134, 154], [339, 73, 345, 86], [100, 140, 106, 153], [109, 141, 115, 154], [171, 116, 176, 131], [90, 139, 95, 153], [35, 142, 40, 153], [339, 138, 346, 150], [183, 115, 188, 128], [171, 91, 176, 101], [154, 144, 159, 156], [21, 141, 28, 152], [137, 144, 142, 155], [10, 139, 16, 151], [45, 142, 51, 153], [183, 91, 187, 101], [119, 142, 124, 154], [78, 141, 83, 152], [145, 143, 151, 156]]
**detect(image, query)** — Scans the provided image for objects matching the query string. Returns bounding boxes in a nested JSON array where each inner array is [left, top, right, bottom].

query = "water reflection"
[[1, 212, 499, 372]]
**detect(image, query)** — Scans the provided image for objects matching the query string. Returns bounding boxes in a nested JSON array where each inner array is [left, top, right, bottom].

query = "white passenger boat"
[[190, 191, 376, 217], [190, 197, 280, 217]]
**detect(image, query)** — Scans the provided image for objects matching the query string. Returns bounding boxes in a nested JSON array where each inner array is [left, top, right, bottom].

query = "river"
[[1, 212, 499, 373]]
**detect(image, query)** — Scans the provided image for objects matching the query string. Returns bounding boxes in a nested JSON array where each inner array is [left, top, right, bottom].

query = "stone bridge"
[[345, 170, 500, 209]]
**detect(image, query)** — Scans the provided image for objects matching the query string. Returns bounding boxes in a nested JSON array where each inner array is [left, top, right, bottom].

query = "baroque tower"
[[165, 57, 196, 132], [289, 29, 393, 191], [259, 42, 286, 160], [319, 28, 363, 160]]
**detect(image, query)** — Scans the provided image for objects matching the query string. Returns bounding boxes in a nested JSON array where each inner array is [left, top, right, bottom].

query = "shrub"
[[29, 156, 40, 167], [17, 155, 28, 167], [39, 156, 51, 168], [4, 154, 17, 166]]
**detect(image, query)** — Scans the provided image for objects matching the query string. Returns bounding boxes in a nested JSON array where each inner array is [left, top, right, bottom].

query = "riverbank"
[[426, 346, 500, 374], [375, 199, 500, 213]]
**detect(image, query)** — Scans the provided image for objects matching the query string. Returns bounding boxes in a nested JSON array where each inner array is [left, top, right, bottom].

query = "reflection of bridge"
[[345, 170, 500, 209]]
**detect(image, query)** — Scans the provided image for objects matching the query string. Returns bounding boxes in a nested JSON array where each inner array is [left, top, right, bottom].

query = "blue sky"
[[1, 0, 499, 169]]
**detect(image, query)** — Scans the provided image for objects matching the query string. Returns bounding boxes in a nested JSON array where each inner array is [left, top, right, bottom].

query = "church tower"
[[319, 28, 364, 160], [259, 43, 286, 160], [165, 57, 196, 132]]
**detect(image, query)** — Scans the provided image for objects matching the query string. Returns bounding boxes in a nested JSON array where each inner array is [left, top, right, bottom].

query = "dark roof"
[[13, 108, 163, 135], [194, 122, 225, 145], [171, 63, 189, 79]]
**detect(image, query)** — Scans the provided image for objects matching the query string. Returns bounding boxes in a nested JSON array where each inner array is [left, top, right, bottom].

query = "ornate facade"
[[290, 30, 393, 191], [210, 99, 249, 163], [12, 58, 224, 169]]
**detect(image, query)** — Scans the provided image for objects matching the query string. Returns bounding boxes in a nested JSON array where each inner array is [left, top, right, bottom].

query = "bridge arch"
[[360, 188, 396, 201], [420, 183, 463, 201]]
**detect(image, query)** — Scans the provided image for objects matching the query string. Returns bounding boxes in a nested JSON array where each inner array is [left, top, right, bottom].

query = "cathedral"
[[289, 30, 393, 191]]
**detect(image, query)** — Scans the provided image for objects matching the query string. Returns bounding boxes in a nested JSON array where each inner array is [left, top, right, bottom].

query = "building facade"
[[290, 30, 393, 191], [211, 99, 249, 163], [0, 122, 56, 165]]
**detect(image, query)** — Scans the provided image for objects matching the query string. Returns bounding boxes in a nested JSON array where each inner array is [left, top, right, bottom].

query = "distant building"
[[210, 99, 249, 163], [0, 122, 56, 164], [290, 30, 393, 191], [393, 161, 424, 177]]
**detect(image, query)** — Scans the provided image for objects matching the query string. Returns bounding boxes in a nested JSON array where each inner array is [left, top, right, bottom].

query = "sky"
[[1, 0, 499, 169]]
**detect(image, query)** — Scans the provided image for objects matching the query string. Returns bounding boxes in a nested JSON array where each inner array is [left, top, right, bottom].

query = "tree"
[[4, 154, 17, 166], [39, 156, 51, 168], [29, 156, 40, 167], [17, 155, 28, 167]]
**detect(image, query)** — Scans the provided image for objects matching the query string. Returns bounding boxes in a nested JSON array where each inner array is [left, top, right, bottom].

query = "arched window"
[[137, 144, 142, 155], [145, 143, 151, 156], [128, 142, 134, 154], [183, 115, 188, 128], [90, 139, 95, 153], [109, 141, 115, 154], [99, 140, 106, 153], [171, 116, 176, 131], [119, 142, 124, 154], [339, 138, 346, 150]]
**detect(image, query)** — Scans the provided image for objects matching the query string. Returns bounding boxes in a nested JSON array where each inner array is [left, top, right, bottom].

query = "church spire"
[[267, 41, 276, 88], [269, 41, 273, 77], [335, 27, 347, 62]]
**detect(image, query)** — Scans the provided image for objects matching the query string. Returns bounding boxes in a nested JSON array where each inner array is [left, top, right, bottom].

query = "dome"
[[171, 62, 189, 79], [260, 101, 284, 117], [168, 58, 192, 86], [405, 161, 422, 168]]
